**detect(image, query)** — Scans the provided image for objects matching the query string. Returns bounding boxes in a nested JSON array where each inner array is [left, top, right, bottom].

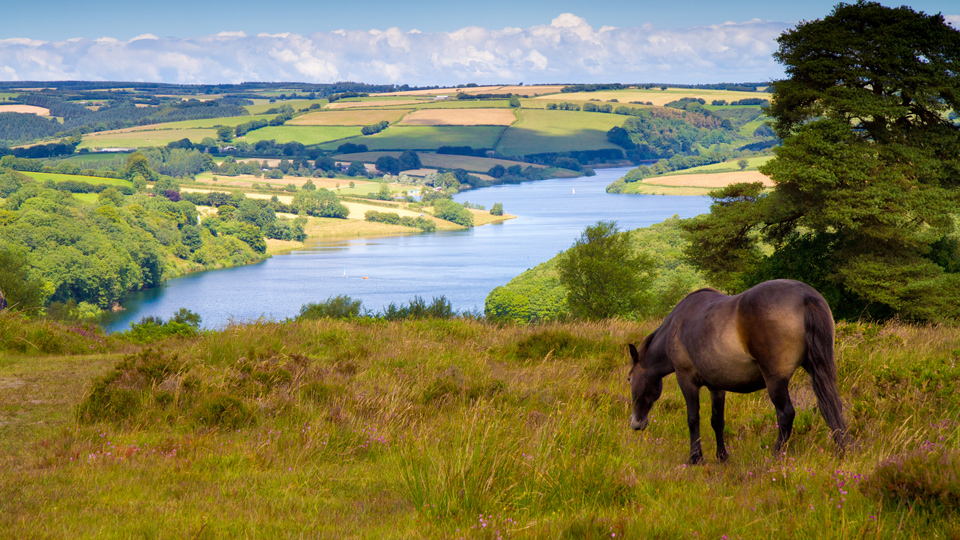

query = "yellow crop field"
[[398, 108, 517, 126], [534, 88, 771, 107], [0, 104, 49, 115], [77, 128, 218, 149], [288, 109, 411, 126]]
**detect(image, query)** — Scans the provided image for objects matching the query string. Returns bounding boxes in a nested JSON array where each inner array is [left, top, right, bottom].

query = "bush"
[[125, 309, 202, 343], [297, 295, 363, 320], [381, 296, 454, 320], [433, 199, 473, 227]]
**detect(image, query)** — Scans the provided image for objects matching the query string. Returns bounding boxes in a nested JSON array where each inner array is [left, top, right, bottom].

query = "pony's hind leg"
[[766, 377, 795, 455], [710, 389, 729, 462]]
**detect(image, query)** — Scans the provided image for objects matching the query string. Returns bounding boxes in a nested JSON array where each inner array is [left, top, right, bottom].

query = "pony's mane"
[[684, 287, 721, 299], [637, 328, 659, 357]]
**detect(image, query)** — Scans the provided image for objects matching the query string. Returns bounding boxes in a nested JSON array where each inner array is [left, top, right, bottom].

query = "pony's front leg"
[[677, 378, 704, 464], [710, 389, 729, 462]]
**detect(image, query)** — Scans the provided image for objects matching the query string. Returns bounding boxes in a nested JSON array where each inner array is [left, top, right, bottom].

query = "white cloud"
[[0, 15, 790, 85]]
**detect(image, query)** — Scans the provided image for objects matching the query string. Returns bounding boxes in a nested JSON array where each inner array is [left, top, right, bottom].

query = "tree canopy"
[[681, 1, 960, 322]]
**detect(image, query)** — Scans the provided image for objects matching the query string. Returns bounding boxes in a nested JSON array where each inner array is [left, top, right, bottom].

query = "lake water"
[[103, 167, 710, 331]]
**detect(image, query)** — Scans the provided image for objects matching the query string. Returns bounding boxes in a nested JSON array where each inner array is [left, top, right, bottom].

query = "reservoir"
[[104, 167, 710, 331]]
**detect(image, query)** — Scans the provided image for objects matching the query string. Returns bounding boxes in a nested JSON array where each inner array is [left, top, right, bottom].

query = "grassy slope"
[[1, 312, 958, 538], [239, 125, 363, 145], [496, 109, 625, 156], [19, 171, 134, 188]]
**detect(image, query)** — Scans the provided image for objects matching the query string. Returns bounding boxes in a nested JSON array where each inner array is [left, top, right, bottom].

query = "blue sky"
[[0, 1, 957, 85]]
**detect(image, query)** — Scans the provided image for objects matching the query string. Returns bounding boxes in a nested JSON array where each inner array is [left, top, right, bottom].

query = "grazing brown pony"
[[628, 279, 847, 464]]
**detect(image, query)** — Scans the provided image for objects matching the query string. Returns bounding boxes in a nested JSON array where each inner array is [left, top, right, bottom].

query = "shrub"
[[297, 295, 363, 320], [77, 348, 186, 424], [381, 296, 454, 320]]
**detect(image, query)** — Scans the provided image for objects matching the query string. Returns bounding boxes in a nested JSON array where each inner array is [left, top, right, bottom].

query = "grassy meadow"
[[1, 312, 958, 538], [19, 171, 134, 188], [239, 125, 363, 145]]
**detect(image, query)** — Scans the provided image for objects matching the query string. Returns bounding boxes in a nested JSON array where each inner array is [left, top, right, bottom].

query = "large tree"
[[682, 1, 960, 321]]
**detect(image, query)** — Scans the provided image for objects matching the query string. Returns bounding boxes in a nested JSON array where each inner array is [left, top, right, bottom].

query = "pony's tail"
[[803, 295, 848, 454]]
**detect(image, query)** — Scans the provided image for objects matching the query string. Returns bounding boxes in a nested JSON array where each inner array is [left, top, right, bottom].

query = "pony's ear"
[[629, 344, 640, 366]]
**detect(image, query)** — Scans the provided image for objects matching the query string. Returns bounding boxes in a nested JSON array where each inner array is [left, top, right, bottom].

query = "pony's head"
[[628, 335, 663, 431]]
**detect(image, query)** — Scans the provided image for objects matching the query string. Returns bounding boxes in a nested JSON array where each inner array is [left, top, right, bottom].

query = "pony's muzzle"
[[630, 413, 649, 431]]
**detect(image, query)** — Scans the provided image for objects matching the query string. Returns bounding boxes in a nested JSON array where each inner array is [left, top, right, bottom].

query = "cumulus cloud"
[[0, 14, 797, 84]]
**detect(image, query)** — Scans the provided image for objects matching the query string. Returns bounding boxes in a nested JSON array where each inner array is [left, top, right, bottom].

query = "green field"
[[240, 125, 363, 145], [326, 126, 505, 151], [20, 171, 133, 188], [245, 99, 328, 115], [496, 109, 625, 156], [63, 153, 132, 164], [1, 314, 958, 538]]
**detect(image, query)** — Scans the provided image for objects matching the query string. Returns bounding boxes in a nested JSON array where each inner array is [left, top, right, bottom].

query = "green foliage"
[[556, 221, 656, 320], [432, 199, 473, 227], [0, 245, 46, 311], [125, 309, 202, 343], [490, 202, 503, 216], [375, 155, 400, 175], [290, 188, 349, 218], [682, 3, 960, 322], [364, 210, 436, 232], [297, 295, 364, 320], [398, 150, 421, 171], [123, 152, 154, 182], [381, 296, 455, 321], [346, 161, 367, 177]]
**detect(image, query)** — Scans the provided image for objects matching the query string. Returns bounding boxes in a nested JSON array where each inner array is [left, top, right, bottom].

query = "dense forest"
[[0, 159, 316, 316]]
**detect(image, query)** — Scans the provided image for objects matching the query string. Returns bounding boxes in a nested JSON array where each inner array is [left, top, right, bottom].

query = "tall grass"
[[1, 316, 958, 537]]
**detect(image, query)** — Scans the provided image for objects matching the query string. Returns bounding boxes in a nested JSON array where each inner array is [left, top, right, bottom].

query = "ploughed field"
[[1, 313, 958, 538]]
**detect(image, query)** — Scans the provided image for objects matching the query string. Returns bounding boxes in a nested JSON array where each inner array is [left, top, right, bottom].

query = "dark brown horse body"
[[628, 279, 847, 464]]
